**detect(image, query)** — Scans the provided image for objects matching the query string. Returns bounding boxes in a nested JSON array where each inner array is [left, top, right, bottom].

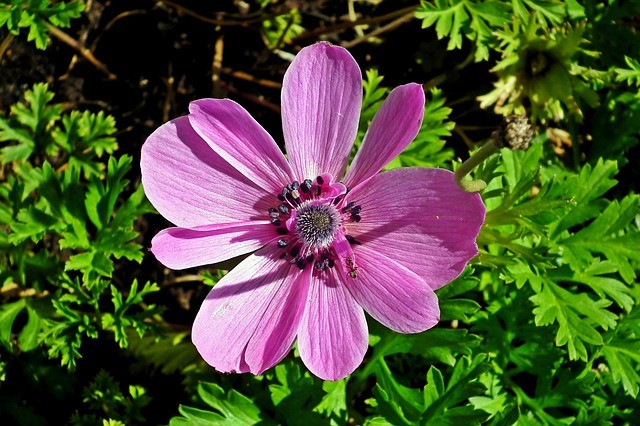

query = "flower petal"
[[344, 83, 425, 188], [340, 244, 439, 333], [244, 267, 312, 374], [192, 245, 308, 374], [189, 98, 294, 193], [281, 42, 362, 181], [297, 268, 368, 381], [345, 168, 485, 290], [150, 221, 278, 270], [141, 116, 274, 228]]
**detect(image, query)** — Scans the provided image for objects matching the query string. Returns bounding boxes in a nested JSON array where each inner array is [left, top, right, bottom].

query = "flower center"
[[294, 203, 339, 249], [265, 175, 364, 272]]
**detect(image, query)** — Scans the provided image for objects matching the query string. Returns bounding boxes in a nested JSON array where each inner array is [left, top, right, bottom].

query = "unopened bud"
[[491, 115, 535, 151]]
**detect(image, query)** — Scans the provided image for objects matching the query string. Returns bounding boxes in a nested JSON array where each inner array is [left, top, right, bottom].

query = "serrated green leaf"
[[0, 298, 26, 350], [171, 382, 275, 426], [560, 195, 640, 283], [530, 280, 617, 360]]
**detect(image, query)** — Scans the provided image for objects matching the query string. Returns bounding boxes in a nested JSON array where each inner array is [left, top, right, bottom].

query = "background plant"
[[1, 0, 639, 424]]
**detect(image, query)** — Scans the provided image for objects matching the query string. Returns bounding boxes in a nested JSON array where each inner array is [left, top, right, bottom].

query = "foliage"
[[2, 0, 640, 425], [0, 0, 84, 49], [0, 84, 160, 423]]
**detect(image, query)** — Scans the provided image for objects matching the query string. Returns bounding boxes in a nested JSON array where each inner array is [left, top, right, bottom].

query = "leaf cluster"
[[0, 0, 84, 49], [0, 84, 160, 377]]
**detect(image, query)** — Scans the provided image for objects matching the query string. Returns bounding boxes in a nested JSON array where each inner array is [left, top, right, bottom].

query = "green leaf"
[[0, 298, 26, 350], [615, 56, 640, 86], [169, 382, 274, 425], [19, 302, 44, 351], [530, 280, 617, 360], [560, 194, 640, 284]]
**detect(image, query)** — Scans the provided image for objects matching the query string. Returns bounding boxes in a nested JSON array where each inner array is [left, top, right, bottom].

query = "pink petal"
[[344, 83, 425, 188], [281, 42, 362, 181], [192, 245, 309, 374], [344, 168, 485, 290], [340, 244, 439, 333], [141, 117, 273, 228], [244, 267, 312, 374], [297, 268, 368, 381], [150, 221, 277, 270], [188, 98, 294, 193]]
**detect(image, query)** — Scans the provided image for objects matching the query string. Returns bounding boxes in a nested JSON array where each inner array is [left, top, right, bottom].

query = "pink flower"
[[141, 43, 485, 380]]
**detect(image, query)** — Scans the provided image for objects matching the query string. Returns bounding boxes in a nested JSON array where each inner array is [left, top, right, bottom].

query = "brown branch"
[[156, 0, 277, 26], [292, 5, 418, 43], [47, 24, 116, 80], [223, 83, 281, 114], [341, 11, 415, 49], [0, 33, 14, 60], [221, 67, 282, 89], [212, 35, 224, 98]]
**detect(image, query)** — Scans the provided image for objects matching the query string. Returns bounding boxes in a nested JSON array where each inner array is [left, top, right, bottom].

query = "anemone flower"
[[141, 42, 485, 381]]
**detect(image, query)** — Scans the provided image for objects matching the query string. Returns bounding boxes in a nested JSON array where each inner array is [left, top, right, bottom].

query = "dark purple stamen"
[[296, 258, 307, 270], [277, 194, 286, 202], [269, 211, 280, 219], [350, 205, 362, 215], [271, 218, 281, 226], [316, 175, 324, 185], [301, 179, 313, 193], [290, 246, 300, 257], [278, 204, 289, 215], [268, 207, 277, 214], [277, 227, 288, 235], [277, 239, 288, 248], [315, 261, 326, 270], [306, 253, 314, 263], [342, 201, 356, 212], [332, 196, 342, 205], [279, 253, 287, 259], [328, 259, 335, 268], [351, 214, 362, 222], [345, 234, 361, 245], [291, 181, 300, 190]]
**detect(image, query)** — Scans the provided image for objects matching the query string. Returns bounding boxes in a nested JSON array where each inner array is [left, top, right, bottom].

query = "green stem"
[[454, 140, 499, 192]]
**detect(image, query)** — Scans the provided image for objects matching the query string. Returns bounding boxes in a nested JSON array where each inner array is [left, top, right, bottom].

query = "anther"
[[316, 176, 324, 185], [291, 181, 300, 190], [301, 179, 313, 193], [315, 261, 326, 270], [345, 235, 361, 245], [277, 239, 288, 248], [327, 259, 335, 268], [342, 201, 356, 212], [277, 194, 286, 202], [268, 207, 277, 214], [296, 258, 307, 270], [279, 253, 287, 259], [281, 188, 289, 197], [306, 253, 314, 263], [277, 227, 288, 235], [351, 214, 362, 222], [270, 218, 281, 226], [290, 189, 300, 200], [350, 206, 362, 215], [269, 211, 280, 219], [332, 196, 342, 205], [278, 204, 289, 215], [290, 246, 300, 257]]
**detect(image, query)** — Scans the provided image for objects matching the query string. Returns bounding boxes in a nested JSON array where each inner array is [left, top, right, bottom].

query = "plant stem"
[[454, 140, 499, 192]]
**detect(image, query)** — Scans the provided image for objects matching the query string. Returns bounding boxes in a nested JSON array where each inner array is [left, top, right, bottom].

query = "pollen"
[[294, 203, 340, 249]]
